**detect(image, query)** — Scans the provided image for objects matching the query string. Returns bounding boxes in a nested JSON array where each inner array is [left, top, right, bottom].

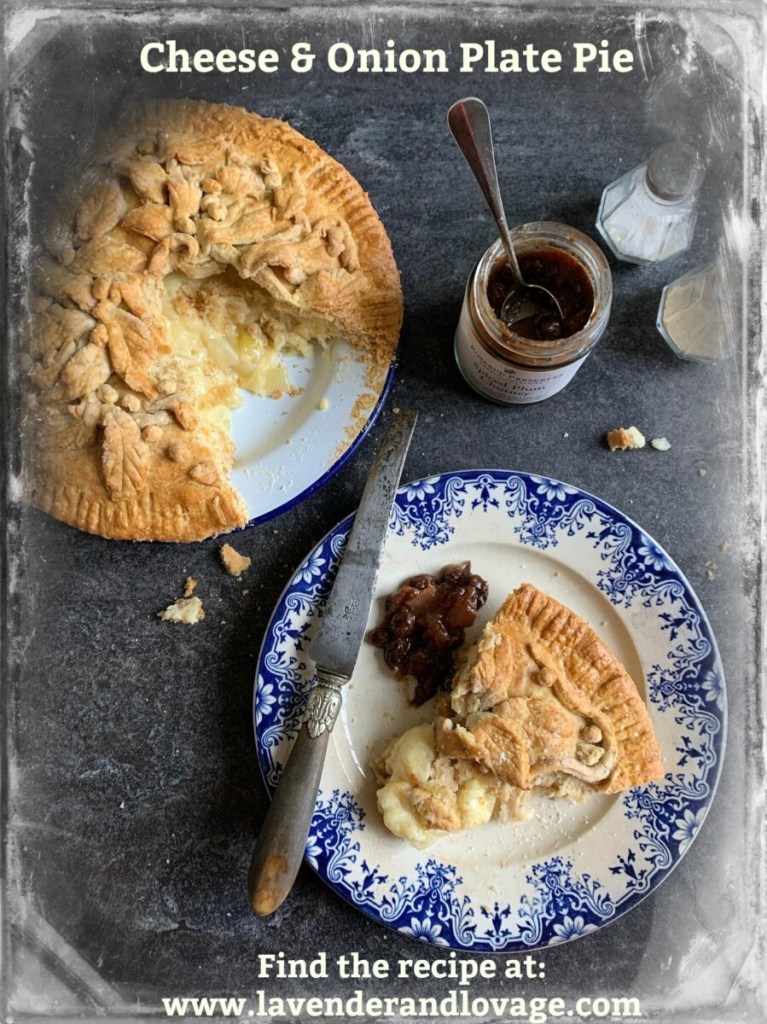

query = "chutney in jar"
[[487, 247, 595, 341]]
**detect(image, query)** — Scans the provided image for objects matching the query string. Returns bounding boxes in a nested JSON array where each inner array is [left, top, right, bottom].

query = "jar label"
[[454, 304, 588, 405]]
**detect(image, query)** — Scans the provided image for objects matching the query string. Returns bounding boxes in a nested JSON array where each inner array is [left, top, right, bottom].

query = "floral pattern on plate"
[[254, 470, 725, 951]]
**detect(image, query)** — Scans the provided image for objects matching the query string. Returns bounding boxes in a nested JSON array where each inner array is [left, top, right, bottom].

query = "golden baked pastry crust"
[[442, 583, 663, 795], [24, 100, 402, 541], [375, 583, 663, 844]]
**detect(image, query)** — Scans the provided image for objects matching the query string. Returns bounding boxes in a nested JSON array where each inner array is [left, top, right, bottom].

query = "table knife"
[[248, 408, 418, 915]]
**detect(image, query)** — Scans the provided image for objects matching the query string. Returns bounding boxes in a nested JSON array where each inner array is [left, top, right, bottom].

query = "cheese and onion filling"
[[376, 723, 528, 849], [161, 271, 335, 434]]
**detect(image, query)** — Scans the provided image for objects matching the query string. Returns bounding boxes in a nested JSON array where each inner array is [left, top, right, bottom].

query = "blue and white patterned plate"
[[254, 469, 725, 951]]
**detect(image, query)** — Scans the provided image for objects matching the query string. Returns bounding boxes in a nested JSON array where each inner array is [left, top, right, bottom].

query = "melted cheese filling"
[[162, 272, 289, 423], [161, 271, 338, 436], [377, 723, 513, 848]]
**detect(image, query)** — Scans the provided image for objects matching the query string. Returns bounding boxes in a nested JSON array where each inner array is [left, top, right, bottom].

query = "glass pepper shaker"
[[596, 142, 706, 264], [656, 261, 737, 363]]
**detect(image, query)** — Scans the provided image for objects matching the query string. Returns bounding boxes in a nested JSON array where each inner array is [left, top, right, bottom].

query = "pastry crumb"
[[318, 397, 330, 411], [158, 596, 205, 624], [650, 437, 671, 451], [704, 560, 718, 581], [607, 426, 646, 451], [698, 468, 707, 477], [720, 541, 731, 554], [183, 576, 197, 597], [219, 542, 251, 578]]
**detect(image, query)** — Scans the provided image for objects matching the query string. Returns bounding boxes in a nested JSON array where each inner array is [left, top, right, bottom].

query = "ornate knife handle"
[[248, 667, 346, 915], [305, 668, 346, 737]]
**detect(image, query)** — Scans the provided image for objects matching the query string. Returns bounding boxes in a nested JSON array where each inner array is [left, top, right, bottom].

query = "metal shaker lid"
[[646, 142, 706, 201]]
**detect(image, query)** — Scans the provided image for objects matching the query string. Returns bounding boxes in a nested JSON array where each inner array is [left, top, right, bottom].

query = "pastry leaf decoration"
[[101, 407, 150, 498]]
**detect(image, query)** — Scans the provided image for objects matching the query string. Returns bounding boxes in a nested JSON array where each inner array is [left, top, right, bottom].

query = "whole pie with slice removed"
[[24, 100, 402, 541], [376, 583, 663, 847]]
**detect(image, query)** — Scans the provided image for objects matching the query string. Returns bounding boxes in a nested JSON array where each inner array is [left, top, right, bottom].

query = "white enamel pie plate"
[[254, 470, 725, 950], [230, 342, 394, 525]]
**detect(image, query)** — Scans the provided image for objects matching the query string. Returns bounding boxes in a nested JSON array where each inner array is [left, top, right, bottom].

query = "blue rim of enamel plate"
[[253, 469, 726, 951]]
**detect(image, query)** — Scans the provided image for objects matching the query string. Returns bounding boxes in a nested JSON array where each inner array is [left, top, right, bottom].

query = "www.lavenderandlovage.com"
[[161, 991, 642, 1021]]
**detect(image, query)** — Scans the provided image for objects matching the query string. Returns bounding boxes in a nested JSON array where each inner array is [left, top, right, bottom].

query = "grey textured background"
[[2, 2, 764, 1021]]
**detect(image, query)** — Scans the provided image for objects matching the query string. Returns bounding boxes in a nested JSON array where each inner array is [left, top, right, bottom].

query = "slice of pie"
[[376, 583, 663, 846], [24, 100, 402, 541]]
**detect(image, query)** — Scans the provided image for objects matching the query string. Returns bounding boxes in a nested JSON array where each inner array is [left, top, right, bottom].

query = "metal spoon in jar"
[[448, 97, 564, 328]]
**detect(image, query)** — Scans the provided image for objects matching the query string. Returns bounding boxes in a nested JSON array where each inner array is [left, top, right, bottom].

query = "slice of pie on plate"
[[24, 100, 402, 541], [376, 583, 663, 847]]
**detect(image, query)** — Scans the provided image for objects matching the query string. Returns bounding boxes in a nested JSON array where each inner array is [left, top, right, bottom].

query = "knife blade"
[[248, 409, 418, 915]]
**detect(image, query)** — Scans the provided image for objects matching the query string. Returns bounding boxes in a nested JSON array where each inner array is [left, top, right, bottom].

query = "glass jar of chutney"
[[454, 222, 612, 405]]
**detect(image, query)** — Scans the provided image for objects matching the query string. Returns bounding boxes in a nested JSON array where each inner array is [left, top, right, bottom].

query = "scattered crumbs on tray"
[[220, 543, 252, 579], [158, 596, 205, 624], [607, 425, 646, 451], [704, 560, 718, 581], [183, 576, 197, 597]]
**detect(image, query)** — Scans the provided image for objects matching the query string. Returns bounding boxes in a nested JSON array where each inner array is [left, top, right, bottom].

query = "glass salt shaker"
[[656, 261, 737, 363], [596, 142, 706, 264]]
